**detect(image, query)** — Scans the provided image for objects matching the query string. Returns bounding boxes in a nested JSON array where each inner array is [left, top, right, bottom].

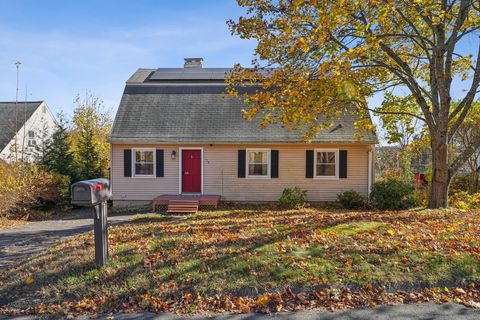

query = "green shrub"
[[370, 178, 421, 210], [279, 187, 307, 209], [337, 190, 365, 209], [450, 191, 480, 210]]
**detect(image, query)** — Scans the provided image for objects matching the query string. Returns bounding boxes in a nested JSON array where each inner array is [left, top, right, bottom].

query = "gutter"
[[107, 139, 378, 145]]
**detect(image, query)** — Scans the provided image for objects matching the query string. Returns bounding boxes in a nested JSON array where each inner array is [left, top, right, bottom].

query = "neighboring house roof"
[[0, 101, 43, 152], [111, 66, 378, 144]]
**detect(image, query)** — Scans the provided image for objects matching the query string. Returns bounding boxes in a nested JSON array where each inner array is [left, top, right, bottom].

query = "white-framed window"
[[246, 148, 270, 179], [27, 130, 36, 146], [133, 148, 155, 177], [314, 149, 339, 179]]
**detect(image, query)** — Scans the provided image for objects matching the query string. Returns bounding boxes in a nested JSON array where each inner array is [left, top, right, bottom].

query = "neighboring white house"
[[0, 101, 57, 162]]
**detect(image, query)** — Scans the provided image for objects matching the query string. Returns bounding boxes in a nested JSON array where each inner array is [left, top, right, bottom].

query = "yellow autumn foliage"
[[0, 162, 70, 219]]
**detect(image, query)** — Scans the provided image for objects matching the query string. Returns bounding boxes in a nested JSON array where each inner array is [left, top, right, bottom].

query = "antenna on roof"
[[14, 61, 21, 161], [21, 85, 28, 162]]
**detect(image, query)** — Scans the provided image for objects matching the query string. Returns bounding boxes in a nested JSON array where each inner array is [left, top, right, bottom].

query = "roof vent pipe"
[[184, 58, 203, 68]]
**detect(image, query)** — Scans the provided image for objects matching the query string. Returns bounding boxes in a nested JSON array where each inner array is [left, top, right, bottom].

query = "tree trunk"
[[429, 141, 450, 208]]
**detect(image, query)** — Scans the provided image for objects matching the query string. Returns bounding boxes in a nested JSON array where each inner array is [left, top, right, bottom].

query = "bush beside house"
[[337, 190, 365, 209], [370, 178, 421, 210], [279, 187, 308, 209]]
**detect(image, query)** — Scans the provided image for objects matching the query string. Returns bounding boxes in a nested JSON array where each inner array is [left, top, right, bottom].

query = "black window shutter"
[[339, 150, 348, 179], [306, 150, 314, 178], [124, 149, 132, 177], [238, 150, 246, 178], [271, 150, 279, 178], [156, 149, 164, 177]]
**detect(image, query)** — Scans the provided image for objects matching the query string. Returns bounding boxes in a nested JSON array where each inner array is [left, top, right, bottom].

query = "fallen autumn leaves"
[[1, 207, 480, 318], [3, 283, 480, 317]]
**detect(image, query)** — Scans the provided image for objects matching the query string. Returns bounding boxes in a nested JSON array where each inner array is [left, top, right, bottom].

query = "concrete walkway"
[[0, 209, 134, 270]]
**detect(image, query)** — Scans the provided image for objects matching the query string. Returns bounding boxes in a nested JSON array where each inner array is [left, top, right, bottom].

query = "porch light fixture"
[[171, 150, 177, 160]]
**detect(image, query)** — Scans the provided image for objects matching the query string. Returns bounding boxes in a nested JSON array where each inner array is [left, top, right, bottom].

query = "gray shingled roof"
[[0, 101, 43, 151], [110, 68, 377, 144]]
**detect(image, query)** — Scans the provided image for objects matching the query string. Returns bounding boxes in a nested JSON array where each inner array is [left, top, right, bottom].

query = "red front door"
[[182, 149, 201, 193]]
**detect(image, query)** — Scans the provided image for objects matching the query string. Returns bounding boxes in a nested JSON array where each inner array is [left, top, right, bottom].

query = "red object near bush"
[[414, 172, 428, 186]]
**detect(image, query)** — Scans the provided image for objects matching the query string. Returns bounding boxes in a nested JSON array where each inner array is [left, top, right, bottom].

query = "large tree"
[[228, 0, 480, 208]]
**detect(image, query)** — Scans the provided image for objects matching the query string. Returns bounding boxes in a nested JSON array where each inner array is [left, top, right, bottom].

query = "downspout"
[[221, 168, 224, 197], [367, 149, 373, 199]]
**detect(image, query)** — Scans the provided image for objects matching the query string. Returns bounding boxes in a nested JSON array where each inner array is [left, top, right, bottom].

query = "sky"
[[0, 0, 256, 116]]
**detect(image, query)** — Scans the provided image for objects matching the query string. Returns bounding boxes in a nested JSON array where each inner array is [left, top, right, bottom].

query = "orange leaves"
[[237, 299, 251, 313], [182, 292, 193, 303], [256, 294, 270, 307], [296, 37, 310, 53], [72, 297, 105, 313], [138, 294, 169, 312], [275, 242, 288, 252]]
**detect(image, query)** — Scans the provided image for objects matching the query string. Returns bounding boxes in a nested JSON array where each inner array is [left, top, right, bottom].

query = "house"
[[109, 58, 378, 208], [0, 101, 57, 162]]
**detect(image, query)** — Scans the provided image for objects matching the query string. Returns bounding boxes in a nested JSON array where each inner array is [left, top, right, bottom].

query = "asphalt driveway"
[[0, 208, 134, 270]]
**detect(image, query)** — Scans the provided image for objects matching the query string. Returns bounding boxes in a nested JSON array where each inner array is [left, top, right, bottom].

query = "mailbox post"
[[71, 178, 111, 267]]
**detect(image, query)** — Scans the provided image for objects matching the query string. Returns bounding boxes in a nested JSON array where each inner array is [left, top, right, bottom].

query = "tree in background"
[[71, 93, 112, 180], [377, 95, 432, 183], [228, 0, 480, 208], [452, 102, 480, 193], [42, 114, 79, 182]]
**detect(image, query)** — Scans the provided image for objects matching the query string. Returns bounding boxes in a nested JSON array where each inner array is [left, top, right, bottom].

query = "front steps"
[[166, 200, 199, 213], [152, 194, 220, 212]]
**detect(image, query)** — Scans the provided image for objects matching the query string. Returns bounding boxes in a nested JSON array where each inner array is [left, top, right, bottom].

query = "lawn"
[[1, 207, 480, 317]]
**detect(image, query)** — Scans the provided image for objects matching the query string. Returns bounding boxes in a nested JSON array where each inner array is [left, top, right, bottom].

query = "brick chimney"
[[184, 57, 203, 68]]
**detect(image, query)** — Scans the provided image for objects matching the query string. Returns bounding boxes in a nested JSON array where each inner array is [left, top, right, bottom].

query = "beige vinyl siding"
[[111, 143, 373, 202]]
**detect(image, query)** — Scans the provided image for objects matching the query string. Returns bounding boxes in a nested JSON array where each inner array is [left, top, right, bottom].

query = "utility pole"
[[14, 61, 21, 162], [21, 86, 28, 162]]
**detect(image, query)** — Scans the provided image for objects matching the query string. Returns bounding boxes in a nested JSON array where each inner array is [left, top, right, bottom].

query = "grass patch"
[[1, 208, 480, 316], [130, 213, 179, 223], [320, 221, 385, 235]]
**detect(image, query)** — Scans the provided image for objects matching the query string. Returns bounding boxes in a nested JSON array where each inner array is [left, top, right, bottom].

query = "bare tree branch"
[[367, 107, 427, 122], [449, 42, 480, 139]]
